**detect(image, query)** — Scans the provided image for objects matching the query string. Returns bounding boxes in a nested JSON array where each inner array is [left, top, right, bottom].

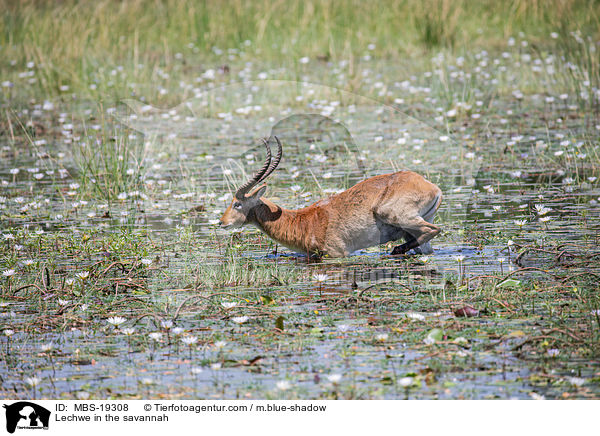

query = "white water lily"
[[534, 204, 552, 215], [568, 377, 585, 387], [181, 335, 198, 346], [40, 343, 54, 352], [276, 380, 292, 391], [25, 376, 41, 387], [231, 316, 249, 324], [514, 219, 527, 228], [76, 271, 89, 280], [399, 377, 413, 387], [313, 274, 329, 283], [406, 312, 425, 321], [327, 374, 342, 384], [107, 316, 126, 326], [148, 332, 162, 341]]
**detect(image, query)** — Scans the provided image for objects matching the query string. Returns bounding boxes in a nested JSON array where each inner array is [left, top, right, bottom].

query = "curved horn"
[[235, 138, 271, 200], [257, 136, 283, 184]]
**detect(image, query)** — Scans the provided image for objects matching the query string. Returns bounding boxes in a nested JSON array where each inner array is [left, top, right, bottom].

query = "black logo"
[[3, 402, 50, 434]]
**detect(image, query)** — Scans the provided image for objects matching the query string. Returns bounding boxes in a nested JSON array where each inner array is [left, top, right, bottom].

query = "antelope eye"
[[233, 202, 243, 209]]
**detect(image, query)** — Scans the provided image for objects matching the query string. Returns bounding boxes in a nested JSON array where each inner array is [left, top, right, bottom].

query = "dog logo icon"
[[3, 402, 50, 433]]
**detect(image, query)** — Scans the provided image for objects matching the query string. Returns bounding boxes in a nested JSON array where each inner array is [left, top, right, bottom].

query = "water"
[[1, 81, 599, 399]]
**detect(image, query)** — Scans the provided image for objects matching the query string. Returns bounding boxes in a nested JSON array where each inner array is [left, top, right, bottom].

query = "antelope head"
[[219, 136, 283, 229]]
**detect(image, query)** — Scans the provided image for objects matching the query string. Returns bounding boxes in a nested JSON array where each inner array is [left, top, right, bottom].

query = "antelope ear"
[[249, 184, 267, 199]]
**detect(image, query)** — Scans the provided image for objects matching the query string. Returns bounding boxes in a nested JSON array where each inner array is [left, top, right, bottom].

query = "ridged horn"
[[257, 136, 283, 185], [235, 138, 272, 200]]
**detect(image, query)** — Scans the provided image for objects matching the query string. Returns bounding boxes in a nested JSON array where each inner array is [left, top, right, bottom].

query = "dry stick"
[[98, 261, 130, 276], [55, 303, 79, 315], [107, 295, 156, 309], [514, 246, 570, 265], [104, 278, 150, 292], [560, 271, 600, 283], [13, 283, 49, 296], [173, 295, 225, 320], [545, 327, 584, 342], [491, 298, 516, 313], [466, 274, 499, 283], [358, 281, 413, 299], [512, 334, 579, 351], [496, 267, 560, 283], [132, 312, 165, 328]]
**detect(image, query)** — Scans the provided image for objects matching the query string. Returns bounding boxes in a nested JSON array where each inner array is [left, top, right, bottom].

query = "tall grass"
[[74, 110, 146, 202], [1, 0, 599, 101]]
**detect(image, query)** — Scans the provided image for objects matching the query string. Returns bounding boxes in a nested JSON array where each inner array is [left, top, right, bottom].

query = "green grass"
[[1, 0, 599, 103]]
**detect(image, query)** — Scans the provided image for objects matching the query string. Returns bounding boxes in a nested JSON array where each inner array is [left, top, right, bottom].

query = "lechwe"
[[220, 137, 442, 258]]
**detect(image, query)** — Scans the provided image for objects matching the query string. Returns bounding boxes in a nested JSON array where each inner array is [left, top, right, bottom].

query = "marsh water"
[[1, 78, 599, 400]]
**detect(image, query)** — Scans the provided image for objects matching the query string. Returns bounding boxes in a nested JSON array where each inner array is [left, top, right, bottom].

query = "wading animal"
[[219, 137, 442, 258]]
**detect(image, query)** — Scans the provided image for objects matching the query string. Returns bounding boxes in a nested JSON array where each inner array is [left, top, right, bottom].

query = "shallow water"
[[1, 79, 599, 400]]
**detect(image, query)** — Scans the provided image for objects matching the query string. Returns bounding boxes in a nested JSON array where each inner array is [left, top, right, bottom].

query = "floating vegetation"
[[1, 1, 599, 400]]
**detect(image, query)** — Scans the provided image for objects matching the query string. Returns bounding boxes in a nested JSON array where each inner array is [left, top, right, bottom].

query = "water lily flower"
[[534, 204, 552, 215], [313, 274, 329, 283], [327, 374, 342, 384], [568, 377, 585, 387], [399, 377, 413, 387], [337, 324, 350, 333], [76, 271, 89, 280], [276, 380, 292, 391], [181, 336, 198, 346], [25, 376, 41, 387], [107, 316, 126, 327], [514, 219, 527, 228], [149, 332, 162, 341]]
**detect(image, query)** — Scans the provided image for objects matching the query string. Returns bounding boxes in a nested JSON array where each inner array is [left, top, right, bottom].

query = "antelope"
[[219, 137, 442, 258]]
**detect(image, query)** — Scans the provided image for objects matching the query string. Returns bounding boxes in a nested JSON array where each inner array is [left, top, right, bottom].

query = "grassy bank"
[[1, 0, 599, 102]]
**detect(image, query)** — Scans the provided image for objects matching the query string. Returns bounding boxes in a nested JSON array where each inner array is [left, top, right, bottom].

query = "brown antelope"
[[219, 137, 442, 258]]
